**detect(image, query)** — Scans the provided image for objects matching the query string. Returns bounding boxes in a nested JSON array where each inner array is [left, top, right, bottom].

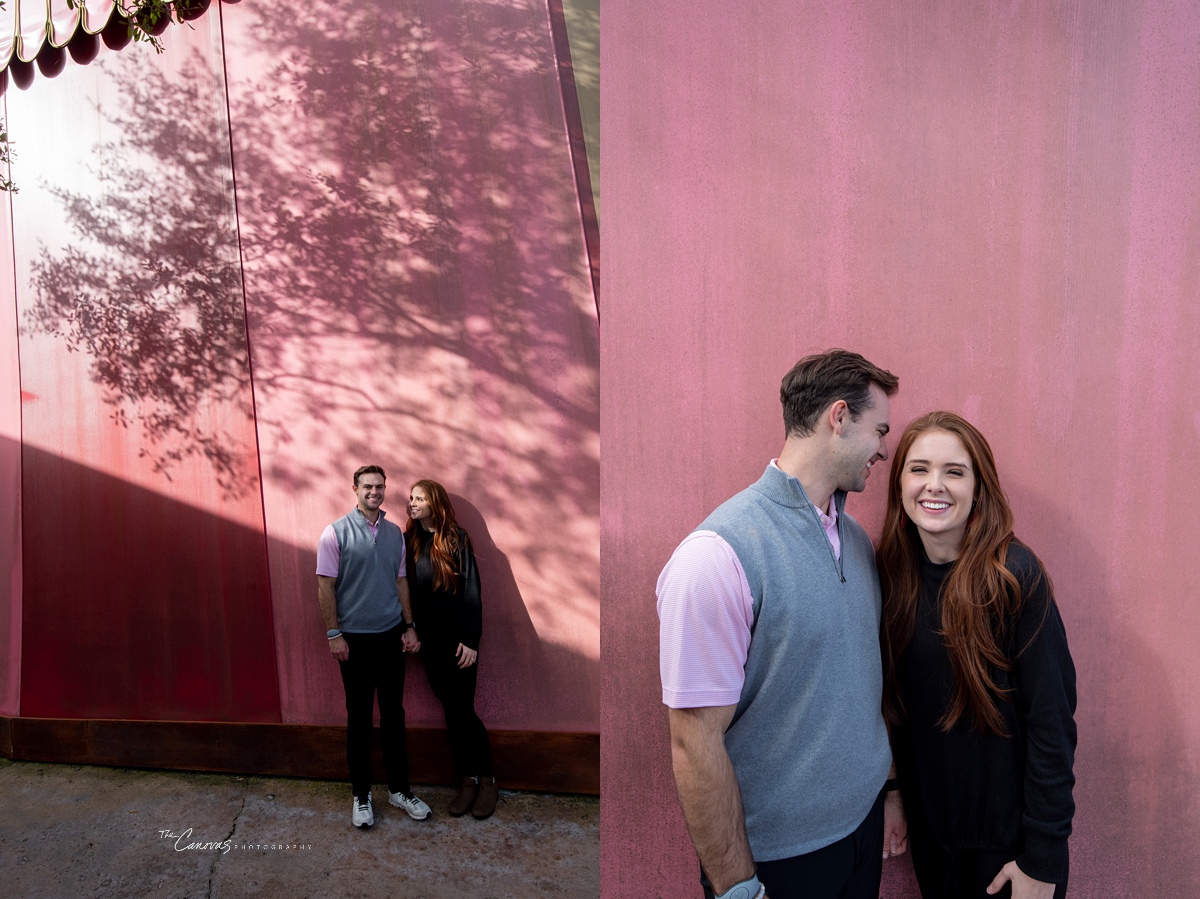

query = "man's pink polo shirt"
[[657, 462, 840, 709]]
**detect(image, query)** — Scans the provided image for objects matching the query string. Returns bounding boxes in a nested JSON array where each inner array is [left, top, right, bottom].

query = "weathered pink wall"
[[219, 0, 599, 732], [1, 0, 597, 734], [602, 2, 1200, 896]]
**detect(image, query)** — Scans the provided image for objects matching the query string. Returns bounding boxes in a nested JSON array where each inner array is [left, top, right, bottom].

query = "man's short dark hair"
[[352, 465, 387, 487], [780, 349, 899, 437]]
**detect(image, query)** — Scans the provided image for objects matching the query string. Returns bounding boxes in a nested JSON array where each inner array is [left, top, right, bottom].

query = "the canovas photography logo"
[[157, 829, 314, 853], [159, 829, 232, 854]]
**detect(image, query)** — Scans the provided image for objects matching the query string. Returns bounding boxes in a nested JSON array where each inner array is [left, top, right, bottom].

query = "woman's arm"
[[459, 530, 483, 650], [1009, 547, 1077, 887]]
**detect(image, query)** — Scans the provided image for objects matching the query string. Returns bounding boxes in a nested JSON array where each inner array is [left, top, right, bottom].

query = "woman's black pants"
[[420, 636, 494, 778]]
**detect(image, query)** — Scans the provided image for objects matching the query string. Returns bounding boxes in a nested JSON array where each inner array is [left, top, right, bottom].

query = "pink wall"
[[2, 0, 597, 734], [218, 0, 599, 732], [602, 2, 1200, 896]]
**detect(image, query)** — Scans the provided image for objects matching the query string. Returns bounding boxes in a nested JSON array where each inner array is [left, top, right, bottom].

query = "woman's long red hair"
[[405, 479, 463, 593], [878, 411, 1044, 736]]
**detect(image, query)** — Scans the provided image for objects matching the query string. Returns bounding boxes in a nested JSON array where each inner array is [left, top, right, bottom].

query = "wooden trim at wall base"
[[0, 717, 598, 795]]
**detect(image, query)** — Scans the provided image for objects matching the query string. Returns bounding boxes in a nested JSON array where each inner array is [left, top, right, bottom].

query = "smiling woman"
[[404, 479, 498, 820], [898, 429, 978, 563], [878, 412, 1077, 899]]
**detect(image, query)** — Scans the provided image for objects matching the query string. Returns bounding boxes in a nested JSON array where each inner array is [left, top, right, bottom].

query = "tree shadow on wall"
[[26, 54, 251, 495], [27, 0, 599, 528], [23, 1, 598, 731], [227, 0, 600, 686], [224, 0, 598, 510]]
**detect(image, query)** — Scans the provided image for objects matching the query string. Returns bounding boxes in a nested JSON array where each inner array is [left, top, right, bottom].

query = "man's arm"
[[397, 577, 420, 652], [317, 575, 348, 662], [668, 705, 758, 896]]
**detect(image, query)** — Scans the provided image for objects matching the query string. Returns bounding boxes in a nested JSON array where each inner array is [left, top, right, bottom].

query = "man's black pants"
[[702, 788, 886, 899], [338, 624, 411, 798]]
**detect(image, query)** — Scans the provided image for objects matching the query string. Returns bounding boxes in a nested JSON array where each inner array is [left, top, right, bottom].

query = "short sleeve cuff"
[[662, 686, 744, 709]]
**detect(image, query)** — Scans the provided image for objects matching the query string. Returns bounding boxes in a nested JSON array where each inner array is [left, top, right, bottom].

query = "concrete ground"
[[0, 758, 598, 898]]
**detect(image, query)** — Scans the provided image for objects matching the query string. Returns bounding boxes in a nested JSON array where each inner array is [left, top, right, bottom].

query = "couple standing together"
[[658, 350, 1077, 899], [316, 467, 496, 828]]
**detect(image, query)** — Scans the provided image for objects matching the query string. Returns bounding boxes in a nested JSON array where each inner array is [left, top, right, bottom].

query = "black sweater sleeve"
[[1009, 544, 1077, 883], [458, 530, 483, 650]]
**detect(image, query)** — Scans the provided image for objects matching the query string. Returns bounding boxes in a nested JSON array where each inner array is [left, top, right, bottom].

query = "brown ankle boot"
[[471, 777, 498, 819], [449, 776, 478, 817]]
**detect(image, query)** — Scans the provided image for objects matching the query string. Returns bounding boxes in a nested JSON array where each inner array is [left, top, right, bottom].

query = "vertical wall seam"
[[215, 0, 282, 721], [545, 0, 600, 322], [3, 86, 22, 718]]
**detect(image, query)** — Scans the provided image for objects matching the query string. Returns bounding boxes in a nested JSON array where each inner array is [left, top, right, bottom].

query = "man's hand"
[[402, 628, 420, 653], [882, 790, 907, 858], [455, 643, 478, 668], [986, 860, 1055, 899], [329, 635, 349, 662]]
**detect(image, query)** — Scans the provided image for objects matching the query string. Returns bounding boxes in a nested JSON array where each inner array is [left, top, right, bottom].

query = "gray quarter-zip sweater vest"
[[331, 509, 405, 633], [698, 464, 891, 861]]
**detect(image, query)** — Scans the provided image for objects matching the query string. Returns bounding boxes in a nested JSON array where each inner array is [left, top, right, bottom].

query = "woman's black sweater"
[[894, 540, 1077, 884], [405, 527, 483, 650]]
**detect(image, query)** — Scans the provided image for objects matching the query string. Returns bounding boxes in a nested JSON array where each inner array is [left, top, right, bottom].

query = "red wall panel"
[[9, 15, 279, 721], [18, 447, 278, 720]]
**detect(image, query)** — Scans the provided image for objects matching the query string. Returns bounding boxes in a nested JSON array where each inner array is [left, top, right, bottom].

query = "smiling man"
[[657, 350, 904, 899], [317, 465, 431, 829]]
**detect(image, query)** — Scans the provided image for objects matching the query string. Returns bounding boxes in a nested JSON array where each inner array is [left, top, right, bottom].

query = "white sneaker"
[[352, 792, 374, 828], [388, 790, 431, 820]]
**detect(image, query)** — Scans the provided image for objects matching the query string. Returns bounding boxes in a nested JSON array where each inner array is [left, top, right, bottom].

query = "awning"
[[2, 0, 120, 69]]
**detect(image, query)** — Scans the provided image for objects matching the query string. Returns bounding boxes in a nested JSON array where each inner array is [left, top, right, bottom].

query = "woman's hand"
[[987, 861, 1054, 899], [456, 643, 478, 668], [882, 791, 907, 858], [402, 628, 420, 653]]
